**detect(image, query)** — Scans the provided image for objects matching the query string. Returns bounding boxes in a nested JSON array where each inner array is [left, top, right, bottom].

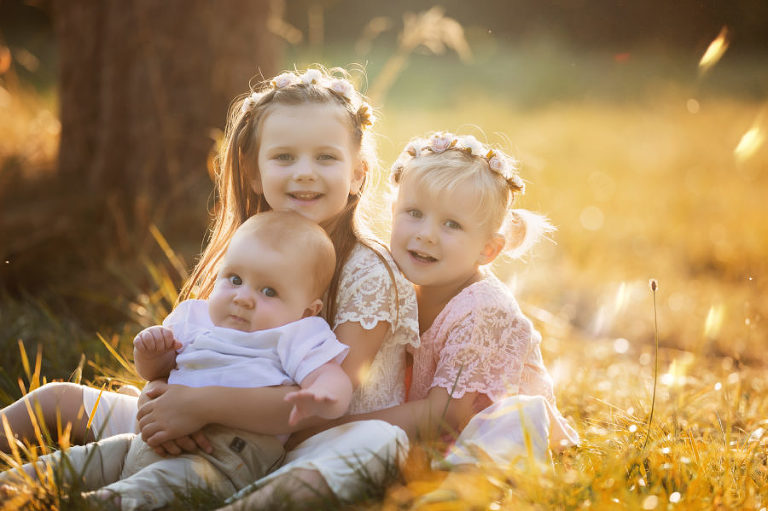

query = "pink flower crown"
[[240, 69, 375, 130], [390, 132, 525, 194]]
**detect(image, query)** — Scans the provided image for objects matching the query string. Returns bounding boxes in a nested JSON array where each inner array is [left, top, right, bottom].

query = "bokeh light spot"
[[580, 206, 604, 231], [613, 338, 629, 353]]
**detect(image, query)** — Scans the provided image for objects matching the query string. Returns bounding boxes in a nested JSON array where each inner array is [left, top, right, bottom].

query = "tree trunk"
[[52, 0, 282, 255]]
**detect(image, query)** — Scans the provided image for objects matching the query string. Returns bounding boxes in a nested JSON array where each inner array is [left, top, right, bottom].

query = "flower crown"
[[390, 132, 525, 194], [240, 69, 376, 130]]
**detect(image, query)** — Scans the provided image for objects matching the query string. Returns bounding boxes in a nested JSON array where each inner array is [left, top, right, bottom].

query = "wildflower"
[[430, 133, 455, 153], [329, 79, 354, 101], [459, 135, 485, 156], [273, 72, 297, 88], [300, 69, 323, 85]]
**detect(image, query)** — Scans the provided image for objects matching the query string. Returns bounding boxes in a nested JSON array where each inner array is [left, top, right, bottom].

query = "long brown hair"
[[180, 67, 386, 324]]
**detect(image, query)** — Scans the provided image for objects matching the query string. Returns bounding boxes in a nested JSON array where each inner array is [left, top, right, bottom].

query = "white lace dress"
[[335, 243, 420, 414]]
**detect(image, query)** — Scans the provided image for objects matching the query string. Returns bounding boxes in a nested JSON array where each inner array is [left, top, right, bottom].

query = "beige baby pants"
[[5, 425, 284, 510]]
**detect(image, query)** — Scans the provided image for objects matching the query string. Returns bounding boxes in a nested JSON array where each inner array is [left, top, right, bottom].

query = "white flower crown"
[[390, 132, 525, 194], [240, 70, 375, 130]]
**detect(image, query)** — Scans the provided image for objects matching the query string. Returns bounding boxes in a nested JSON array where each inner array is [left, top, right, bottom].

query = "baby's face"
[[208, 234, 319, 332]]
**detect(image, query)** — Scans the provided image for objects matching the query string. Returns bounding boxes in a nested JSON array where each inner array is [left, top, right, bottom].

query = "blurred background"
[[1, 0, 767, 400]]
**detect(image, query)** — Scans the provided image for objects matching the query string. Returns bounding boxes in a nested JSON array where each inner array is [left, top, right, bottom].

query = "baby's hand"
[[284, 389, 339, 426], [133, 326, 181, 357]]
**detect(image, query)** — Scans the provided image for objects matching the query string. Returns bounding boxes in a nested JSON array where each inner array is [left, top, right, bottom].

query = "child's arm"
[[136, 322, 389, 447], [133, 326, 182, 381], [287, 385, 485, 449], [284, 362, 353, 426]]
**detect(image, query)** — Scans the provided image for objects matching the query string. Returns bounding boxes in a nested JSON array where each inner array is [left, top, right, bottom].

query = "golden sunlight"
[[734, 124, 765, 161], [699, 27, 729, 73], [703, 304, 725, 339], [661, 354, 694, 387], [357, 363, 371, 386]]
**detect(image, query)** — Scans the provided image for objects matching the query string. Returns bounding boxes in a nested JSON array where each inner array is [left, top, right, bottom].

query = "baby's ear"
[[477, 233, 506, 265], [302, 299, 324, 318]]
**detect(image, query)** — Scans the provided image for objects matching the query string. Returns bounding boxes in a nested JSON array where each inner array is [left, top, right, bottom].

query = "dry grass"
[[2, 42, 768, 509]]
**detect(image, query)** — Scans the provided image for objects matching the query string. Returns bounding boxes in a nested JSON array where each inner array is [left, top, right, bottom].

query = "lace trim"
[[332, 243, 419, 347]]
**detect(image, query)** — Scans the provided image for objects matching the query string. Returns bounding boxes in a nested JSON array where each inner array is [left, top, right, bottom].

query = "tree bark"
[[52, 0, 282, 254]]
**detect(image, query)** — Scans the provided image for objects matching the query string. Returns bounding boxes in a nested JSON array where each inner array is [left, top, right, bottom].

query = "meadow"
[[1, 34, 768, 509]]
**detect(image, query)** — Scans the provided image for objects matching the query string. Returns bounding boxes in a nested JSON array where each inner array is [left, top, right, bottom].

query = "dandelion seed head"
[[649, 279, 658, 291]]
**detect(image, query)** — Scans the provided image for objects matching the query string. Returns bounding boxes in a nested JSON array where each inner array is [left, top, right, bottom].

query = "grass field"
[[1, 37, 767, 509]]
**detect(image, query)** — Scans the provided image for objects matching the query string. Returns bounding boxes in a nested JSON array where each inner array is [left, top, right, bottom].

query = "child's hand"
[[284, 389, 339, 426], [133, 326, 181, 357]]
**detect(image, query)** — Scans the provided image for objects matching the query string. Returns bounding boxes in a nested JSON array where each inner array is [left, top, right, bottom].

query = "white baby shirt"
[[163, 300, 349, 388]]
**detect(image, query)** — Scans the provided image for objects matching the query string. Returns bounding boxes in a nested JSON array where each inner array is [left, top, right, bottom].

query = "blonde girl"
[[1, 68, 419, 504], [282, 132, 579, 486]]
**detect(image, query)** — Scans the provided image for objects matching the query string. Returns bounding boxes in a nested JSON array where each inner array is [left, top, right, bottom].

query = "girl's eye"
[[444, 219, 462, 230], [275, 153, 293, 162], [229, 275, 243, 286], [317, 153, 337, 161], [407, 209, 422, 219], [261, 287, 278, 298]]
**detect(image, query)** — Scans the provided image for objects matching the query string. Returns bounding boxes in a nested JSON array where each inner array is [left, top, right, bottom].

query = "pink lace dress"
[[409, 273, 578, 462]]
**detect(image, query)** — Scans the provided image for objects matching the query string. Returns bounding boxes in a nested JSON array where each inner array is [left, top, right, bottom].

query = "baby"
[[1, 211, 352, 510]]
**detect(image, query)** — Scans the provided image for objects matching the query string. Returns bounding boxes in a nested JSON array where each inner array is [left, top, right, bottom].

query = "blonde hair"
[[232, 211, 336, 299], [391, 133, 553, 258], [181, 67, 394, 324]]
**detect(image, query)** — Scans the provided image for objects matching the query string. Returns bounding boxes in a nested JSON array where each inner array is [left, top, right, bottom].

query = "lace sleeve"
[[431, 305, 533, 401], [332, 244, 419, 346]]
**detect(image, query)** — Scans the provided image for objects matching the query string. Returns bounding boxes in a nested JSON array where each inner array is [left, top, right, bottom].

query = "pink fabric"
[[409, 273, 557, 409]]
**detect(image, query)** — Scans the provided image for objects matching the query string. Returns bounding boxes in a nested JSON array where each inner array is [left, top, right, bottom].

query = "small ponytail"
[[502, 209, 555, 259]]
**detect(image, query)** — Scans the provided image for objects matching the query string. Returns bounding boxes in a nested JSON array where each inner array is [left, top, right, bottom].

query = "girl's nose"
[[292, 157, 317, 182], [233, 289, 255, 308], [415, 223, 437, 244]]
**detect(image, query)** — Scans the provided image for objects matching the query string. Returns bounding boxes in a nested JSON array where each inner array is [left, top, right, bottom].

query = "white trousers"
[[443, 394, 579, 470], [227, 419, 408, 503], [81, 386, 139, 438]]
